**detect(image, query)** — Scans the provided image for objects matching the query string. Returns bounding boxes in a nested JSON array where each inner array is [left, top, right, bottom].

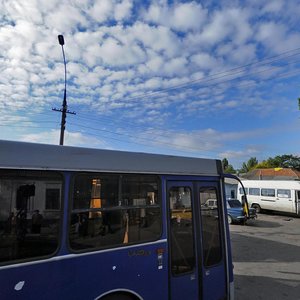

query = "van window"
[[249, 188, 260, 196], [277, 189, 291, 198], [261, 188, 275, 197], [239, 187, 248, 195]]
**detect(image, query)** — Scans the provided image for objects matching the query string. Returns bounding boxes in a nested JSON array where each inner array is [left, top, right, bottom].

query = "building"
[[240, 168, 300, 181]]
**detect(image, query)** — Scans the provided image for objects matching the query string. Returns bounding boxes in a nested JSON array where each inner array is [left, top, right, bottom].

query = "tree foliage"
[[240, 154, 300, 172], [239, 157, 258, 173], [222, 158, 236, 174], [256, 155, 300, 170]]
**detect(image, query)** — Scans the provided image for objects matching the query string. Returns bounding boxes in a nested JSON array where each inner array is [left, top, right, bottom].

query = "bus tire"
[[100, 292, 138, 300], [252, 204, 261, 213]]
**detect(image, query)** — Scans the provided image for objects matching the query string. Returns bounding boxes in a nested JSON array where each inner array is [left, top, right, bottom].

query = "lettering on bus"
[[128, 249, 151, 257]]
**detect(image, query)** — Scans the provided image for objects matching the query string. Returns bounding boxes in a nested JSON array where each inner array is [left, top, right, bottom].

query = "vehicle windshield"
[[227, 200, 242, 208]]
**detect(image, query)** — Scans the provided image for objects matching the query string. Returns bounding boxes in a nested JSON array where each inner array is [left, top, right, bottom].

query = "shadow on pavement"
[[234, 274, 300, 300], [230, 232, 300, 262]]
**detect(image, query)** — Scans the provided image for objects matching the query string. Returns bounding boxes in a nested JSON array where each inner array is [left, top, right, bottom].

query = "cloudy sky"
[[1, 0, 300, 168]]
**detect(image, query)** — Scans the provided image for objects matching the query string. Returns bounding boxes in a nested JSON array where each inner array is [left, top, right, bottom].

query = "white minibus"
[[237, 180, 300, 215]]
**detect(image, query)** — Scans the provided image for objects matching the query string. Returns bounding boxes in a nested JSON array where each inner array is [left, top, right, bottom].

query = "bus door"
[[167, 181, 200, 300], [296, 190, 300, 215], [197, 182, 227, 300], [167, 181, 227, 300]]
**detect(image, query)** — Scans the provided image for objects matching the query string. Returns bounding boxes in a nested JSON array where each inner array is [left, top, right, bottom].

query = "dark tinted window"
[[169, 186, 195, 275], [0, 170, 62, 265], [239, 187, 248, 195], [249, 188, 260, 196], [69, 174, 161, 251], [261, 188, 275, 197], [277, 189, 291, 198], [199, 187, 222, 267], [228, 200, 242, 208]]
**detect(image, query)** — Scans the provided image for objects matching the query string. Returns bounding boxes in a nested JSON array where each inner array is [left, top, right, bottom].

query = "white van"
[[237, 180, 300, 215]]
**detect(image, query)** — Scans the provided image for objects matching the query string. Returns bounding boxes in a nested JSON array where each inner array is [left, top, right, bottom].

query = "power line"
[[106, 47, 300, 103]]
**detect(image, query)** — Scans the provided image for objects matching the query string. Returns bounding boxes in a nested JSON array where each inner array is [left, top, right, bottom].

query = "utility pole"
[[52, 35, 76, 145]]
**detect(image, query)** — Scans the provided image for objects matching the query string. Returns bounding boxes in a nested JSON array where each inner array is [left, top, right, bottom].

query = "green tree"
[[266, 155, 300, 170], [222, 158, 236, 174], [240, 157, 258, 173], [242, 154, 300, 171]]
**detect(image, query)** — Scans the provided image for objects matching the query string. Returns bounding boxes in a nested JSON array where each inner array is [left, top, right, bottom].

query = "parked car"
[[226, 199, 257, 224]]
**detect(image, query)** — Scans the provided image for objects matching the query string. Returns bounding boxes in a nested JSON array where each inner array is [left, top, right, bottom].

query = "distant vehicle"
[[204, 199, 218, 209], [0, 140, 239, 300], [237, 180, 300, 216], [226, 199, 257, 224]]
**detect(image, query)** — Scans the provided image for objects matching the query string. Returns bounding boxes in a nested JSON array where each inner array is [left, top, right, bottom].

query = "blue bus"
[[0, 140, 234, 299]]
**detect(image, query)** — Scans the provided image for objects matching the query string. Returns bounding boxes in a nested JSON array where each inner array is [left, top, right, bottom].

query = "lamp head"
[[58, 35, 65, 46]]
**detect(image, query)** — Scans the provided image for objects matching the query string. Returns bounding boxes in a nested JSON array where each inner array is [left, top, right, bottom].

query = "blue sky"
[[1, 0, 300, 169]]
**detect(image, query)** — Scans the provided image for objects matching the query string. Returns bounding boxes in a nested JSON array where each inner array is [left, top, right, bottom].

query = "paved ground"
[[230, 213, 300, 300]]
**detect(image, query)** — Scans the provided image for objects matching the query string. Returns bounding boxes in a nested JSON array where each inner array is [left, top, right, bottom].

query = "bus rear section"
[[0, 140, 234, 299]]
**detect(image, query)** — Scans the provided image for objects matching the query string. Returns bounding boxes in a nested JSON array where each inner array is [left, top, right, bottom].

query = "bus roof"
[[0, 140, 222, 176]]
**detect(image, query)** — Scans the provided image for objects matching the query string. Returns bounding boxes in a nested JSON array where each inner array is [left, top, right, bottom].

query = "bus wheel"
[[252, 204, 261, 213], [228, 215, 233, 224], [100, 293, 137, 300]]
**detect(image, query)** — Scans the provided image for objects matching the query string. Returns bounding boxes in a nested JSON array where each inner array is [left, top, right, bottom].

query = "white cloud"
[[129, 22, 182, 58], [190, 53, 220, 70], [98, 36, 146, 66], [143, 1, 207, 31], [114, 0, 133, 21], [45, 4, 88, 31], [89, 0, 113, 23], [195, 8, 252, 47], [20, 129, 108, 148], [262, 0, 284, 14], [256, 22, 300, 54]]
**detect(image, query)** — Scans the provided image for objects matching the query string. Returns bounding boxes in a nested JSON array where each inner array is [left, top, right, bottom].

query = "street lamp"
[[52, 34, 76, 145]]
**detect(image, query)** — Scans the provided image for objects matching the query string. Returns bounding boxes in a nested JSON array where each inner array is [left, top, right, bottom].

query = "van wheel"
[[252, 204, 261, 213], [228, 215, 233, 224]]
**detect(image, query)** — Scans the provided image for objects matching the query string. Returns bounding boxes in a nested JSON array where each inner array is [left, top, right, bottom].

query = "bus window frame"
[[67, 172, 163, 254], [0, 169, 65, 267], [198, 184, 224, 268]]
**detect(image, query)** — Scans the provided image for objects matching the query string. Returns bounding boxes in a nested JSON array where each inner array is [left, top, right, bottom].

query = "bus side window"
[[0, 170, 62, 265], [69, 174, 161, 251]]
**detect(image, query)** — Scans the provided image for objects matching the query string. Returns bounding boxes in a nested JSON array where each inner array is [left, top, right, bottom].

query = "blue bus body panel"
[[0, 241, 168, 299]]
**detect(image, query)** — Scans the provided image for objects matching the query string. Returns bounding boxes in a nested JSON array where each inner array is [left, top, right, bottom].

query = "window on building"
[[0, 170, 62, 265], [69, 174, 161, 251], [45, 188, 60, 210]]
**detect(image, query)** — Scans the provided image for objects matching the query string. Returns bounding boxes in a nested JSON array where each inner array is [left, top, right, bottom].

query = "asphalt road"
[[230, 213, 300, 300]]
